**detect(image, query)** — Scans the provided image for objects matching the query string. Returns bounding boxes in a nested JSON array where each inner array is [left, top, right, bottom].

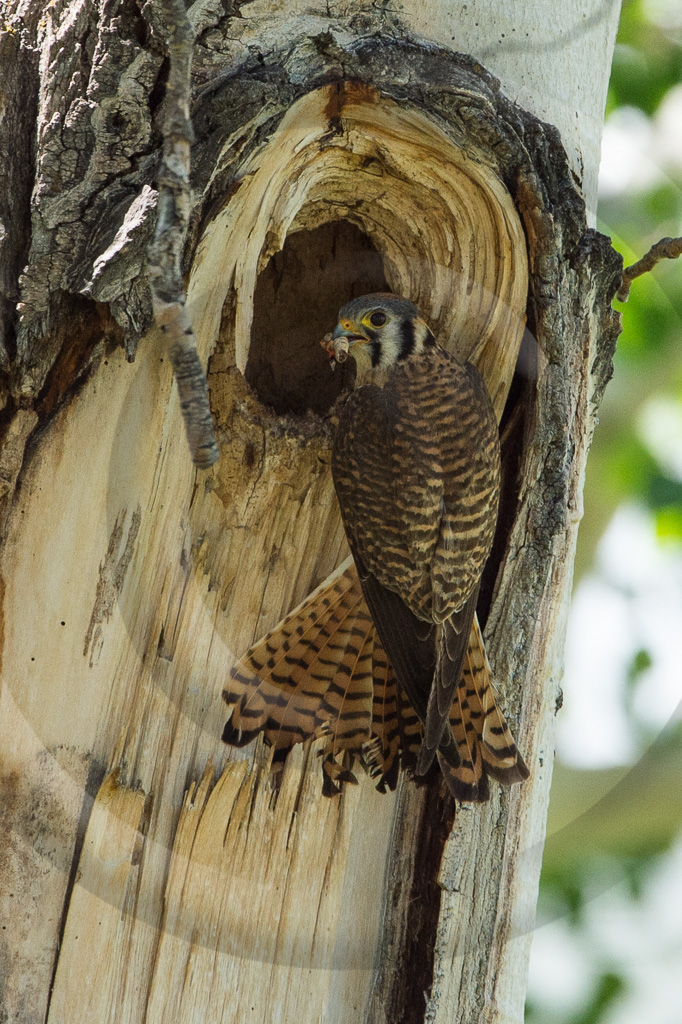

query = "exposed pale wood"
[[0, 5, 623, 1024], [196, 84, 528, 418], [189, 0, 619, 223], [144, 757, 397, 1022], [48, 773, 146, 1024]]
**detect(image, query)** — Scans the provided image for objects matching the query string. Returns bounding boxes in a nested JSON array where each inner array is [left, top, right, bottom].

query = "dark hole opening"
[[246, 221, 390, 416]]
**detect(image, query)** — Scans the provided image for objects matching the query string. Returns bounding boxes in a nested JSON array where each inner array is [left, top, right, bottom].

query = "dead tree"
[[0, 2, 622, 1022]]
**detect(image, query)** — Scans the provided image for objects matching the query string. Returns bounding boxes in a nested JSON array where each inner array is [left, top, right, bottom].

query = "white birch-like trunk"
[[0, 2, 622, 1022]]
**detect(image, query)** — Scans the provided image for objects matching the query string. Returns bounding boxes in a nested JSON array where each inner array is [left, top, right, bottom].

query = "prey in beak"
[[321, 322, 369, 371], [321, 333, 350, 370]]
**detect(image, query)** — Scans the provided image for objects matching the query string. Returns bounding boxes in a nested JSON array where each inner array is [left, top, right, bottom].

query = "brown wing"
[[465, 615, 529, 785], [222, 559, 401, 794], [332, 350, 499, 624], [332, 347, 500, 771], [416, 590, 479, 775], [222, 559, 370, 769], [222, 562, 528, 800], [317, 617, 374, 796], [363, 632, 402, 792]]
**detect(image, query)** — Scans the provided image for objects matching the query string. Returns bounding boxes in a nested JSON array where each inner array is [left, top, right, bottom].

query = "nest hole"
[[245, 221, 390, 417]]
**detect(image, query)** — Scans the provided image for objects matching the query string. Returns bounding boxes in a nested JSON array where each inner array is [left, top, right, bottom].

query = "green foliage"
[[572, 973, 627, 1024], [607, 0, 682, 116], [526, 971, 627, 1024], [544, 724, 682, 880], [626, 647, 652, 682], [531, 2, 682, 1011], [575, 203, 682, 571], [656, 501, 682, 537], [524, 1, 682, 1019]]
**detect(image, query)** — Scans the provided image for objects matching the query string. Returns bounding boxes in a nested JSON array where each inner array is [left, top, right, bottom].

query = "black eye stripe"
[[369, 311, 387, 327], [399, 318, 415, 360], [364, 328, 381, 366]]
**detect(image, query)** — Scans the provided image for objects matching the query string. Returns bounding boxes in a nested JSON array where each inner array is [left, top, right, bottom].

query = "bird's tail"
[[222, 557, 399, 795], [437, 614, 529, 802], [222, 562, 528, 800]]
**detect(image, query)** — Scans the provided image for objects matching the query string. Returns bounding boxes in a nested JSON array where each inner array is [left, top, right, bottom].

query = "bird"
[[222, 293, 528, 801]]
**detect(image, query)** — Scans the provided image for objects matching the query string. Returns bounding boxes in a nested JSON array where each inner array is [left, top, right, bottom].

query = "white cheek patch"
[[376, 326, 402, 368]]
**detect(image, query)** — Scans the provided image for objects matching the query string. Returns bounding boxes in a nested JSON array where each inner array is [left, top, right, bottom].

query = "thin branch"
[[617, 235, 682, 303], [147, 0, 219, 469]]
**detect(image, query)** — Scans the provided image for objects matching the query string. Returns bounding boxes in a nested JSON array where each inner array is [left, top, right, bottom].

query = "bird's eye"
[[369, 311, 387, 327]]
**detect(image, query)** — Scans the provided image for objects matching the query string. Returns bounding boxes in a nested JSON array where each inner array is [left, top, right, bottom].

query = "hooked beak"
[[331, 321, 369, 345]]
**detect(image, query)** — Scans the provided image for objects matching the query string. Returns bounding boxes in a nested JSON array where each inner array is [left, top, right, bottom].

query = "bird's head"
[[326, 293, 435, 373]]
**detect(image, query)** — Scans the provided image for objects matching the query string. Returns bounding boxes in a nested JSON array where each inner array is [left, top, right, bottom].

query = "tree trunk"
[[0, 3, 622, 1023]]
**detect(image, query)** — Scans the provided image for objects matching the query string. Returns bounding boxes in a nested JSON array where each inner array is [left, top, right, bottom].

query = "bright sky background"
[[558, 504, 682, 768], [529, 834, 682, 1022], [599, 87, 682, 198]]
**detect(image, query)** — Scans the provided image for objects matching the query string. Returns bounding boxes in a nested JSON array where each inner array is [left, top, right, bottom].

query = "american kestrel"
[[223, 294, 528, 801]]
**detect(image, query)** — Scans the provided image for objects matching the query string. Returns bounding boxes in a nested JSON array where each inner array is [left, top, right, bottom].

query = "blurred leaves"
[[527, 969, 627, 1024], [624, 646, 653, 732], [544, 724, 682, 882], [528, 3, 682, 1022], [571, 973, 627, 1024], [655, 502, 682, 537], [575, 203, 682, 576], [607, 0, 682, 116]]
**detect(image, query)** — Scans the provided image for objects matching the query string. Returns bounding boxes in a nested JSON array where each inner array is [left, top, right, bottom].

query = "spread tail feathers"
[[438, 614, 529, 801], [222, 557, 391, 795], [222, 562, 528, 800]]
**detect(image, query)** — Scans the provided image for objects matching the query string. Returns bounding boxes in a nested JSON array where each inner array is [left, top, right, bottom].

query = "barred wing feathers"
[[223, 558, 397, 793], [222, 563, 528, 800]]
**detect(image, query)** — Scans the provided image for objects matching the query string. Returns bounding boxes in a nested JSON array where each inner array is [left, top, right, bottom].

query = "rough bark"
[[0, 3, 621, 1023]]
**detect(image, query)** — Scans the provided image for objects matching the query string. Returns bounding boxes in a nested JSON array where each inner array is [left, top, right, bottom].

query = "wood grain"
[[0, 20, 622, 1024]]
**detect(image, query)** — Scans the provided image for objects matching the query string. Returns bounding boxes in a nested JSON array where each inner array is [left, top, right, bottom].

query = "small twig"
[[617, 235, 682, 303], [147, 0, 219, 469]]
